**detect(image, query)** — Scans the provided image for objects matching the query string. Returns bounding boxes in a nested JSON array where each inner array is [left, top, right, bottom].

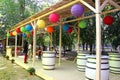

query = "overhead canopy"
[[10, 0, 120, 31]]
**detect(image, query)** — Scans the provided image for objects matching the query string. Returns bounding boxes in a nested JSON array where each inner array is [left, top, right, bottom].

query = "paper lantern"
[[49, 13, 59, 23], [12, 31, 17, 36], [22, 33, 27, 38], [25, 31, 30, 35], [37, 20, 45, 28], [7, 32, 10, 37], [63, 24, 69, 31], [67, 27, 72, 33], [20, 27, 26, 32], [16, 28, 21, 33], [46, 26, 54, 33], [31, 31, 34, 36], [10, 32, 13, 36], [25, 24, 33, 31], [103, 16, 114, 25], [78, 20, 87, 28], [71, 4, 84, 17], [27, 33, 31, 38]]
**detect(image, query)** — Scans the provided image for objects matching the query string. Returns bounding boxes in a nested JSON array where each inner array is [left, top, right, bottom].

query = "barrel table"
[[85, 55, 109, 80], [109, 53, 120, 74], [77, 51, 88, 72], [42, 51, 55, 70]]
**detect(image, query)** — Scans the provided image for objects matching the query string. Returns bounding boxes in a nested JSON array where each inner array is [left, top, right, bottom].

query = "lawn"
[[0, 56, 44, 80]]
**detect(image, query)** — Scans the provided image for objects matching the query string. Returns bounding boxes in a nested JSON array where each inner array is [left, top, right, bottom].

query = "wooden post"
[[50, 33, 53, 48], [31, 21, 37, 67], [95, 0, 101, 80], [58, 19, 62, 66], [77, 27, 80, 52], [15, 34, 17, 58], [6, 36, 8, 47]]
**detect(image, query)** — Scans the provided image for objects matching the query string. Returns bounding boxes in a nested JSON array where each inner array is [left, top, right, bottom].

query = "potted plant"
[[27, 67, 35, 75], [11, 59, 15, 63], [6, 55, 9, 60], [2, 54, 6, 58]]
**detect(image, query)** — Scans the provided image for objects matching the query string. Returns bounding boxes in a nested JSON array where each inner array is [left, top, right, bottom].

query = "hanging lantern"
[[46, 26, 54, 33], [37, 20, 45, 28], [71, 4, 84, 17], [103, 16, 114, 25], [63, 24, 69, 31], [20, 27, 26, 32], [25, 24, 33, 31], [31, 31, 34, 36], [27, 33, 31, 38], [49, 13, 60, 23], [7, 32, 10, 37], [22, 33, 27, 38], [16, 27, 21, 33], [67, 27, 73, 33], [12, 31, 17, 36], [25, 31, 30, 35], [10, 32, 13, 36], [78, 20, 87, 28]]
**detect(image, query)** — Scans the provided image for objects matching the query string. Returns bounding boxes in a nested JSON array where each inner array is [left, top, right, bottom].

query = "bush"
[[6, 55, 9, 60], [11, 59, 15, 63], [27, 67, 35, 75], [2, 54, 6, 58]]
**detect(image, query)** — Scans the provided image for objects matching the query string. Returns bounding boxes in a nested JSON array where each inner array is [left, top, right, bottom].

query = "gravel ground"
[[0, 56, 44, 80]]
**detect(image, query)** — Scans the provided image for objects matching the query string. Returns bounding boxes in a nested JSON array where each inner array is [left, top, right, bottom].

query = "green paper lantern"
[[78, 20, 87, 28], [20, 27, 26, 32], [7, 32, 10, 37], [25, 31, 30, 35]]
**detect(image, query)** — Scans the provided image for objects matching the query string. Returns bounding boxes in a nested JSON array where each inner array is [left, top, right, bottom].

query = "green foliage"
[[6, 55, 9, 60], [27, 67, 35, 73], [11, 59, 15, 63], [105, 11, 120, 49]]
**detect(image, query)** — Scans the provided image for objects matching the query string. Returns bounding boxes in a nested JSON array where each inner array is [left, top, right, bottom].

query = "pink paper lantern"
[[49, 13, 60, 23]]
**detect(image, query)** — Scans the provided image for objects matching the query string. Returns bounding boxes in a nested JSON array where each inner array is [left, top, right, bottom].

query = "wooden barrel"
[[85, 55, 109, 80], [77, 51, 88, 72], [42, 51, 55, 70], [109, 53, 120, 74]]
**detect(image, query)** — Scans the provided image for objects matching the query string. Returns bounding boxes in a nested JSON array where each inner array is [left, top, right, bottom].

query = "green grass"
[[0, 57, 44, 80]]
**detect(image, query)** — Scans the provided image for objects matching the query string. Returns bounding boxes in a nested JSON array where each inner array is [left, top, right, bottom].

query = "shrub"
[[27, 67, 35, 75]]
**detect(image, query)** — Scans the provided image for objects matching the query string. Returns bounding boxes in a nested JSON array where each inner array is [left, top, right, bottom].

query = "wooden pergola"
[[7, 0, 120, 80]]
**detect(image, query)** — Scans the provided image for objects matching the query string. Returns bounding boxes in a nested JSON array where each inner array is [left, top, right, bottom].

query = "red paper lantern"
[[67, 27, 72, 33], [46, 26, 54, 33], [49, 13, 59, 23], [31, 31, 34, 36], [16, 28, 21, 33], [103, 16, 114, 25], [10, 32, 13, 36]]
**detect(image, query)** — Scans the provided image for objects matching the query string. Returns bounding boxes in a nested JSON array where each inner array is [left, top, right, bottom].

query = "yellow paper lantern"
[[13, 31, 17, 36], [37, 20, 45, 28]]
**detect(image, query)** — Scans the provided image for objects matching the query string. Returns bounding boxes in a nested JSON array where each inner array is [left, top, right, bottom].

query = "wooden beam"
[[10, 0, 80, 31], [100, 0, 109, 11], [79, 0, 96, 13], [109, 0, 120, 9]]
